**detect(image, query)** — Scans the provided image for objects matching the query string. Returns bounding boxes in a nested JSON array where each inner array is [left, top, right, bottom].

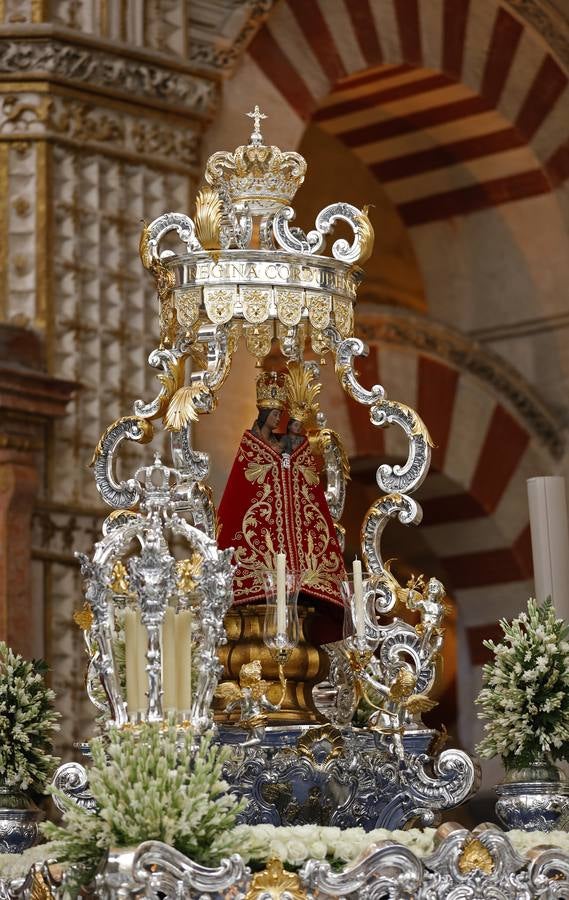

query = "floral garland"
[[3, 828, 569, 882]]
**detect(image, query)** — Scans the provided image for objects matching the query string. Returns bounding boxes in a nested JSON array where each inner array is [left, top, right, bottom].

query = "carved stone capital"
[[0, 34, 219, 118]]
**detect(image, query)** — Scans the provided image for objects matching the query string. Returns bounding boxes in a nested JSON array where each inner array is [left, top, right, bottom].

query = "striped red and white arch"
[[246, 0, 569, 218]]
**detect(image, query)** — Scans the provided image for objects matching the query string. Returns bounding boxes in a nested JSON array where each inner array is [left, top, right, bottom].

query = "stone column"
[[0, 1, 222, 749], [0, 324, 74, 658]]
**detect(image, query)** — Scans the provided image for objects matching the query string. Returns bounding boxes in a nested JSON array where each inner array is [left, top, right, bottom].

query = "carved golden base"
[[215, 603, 329, 725]]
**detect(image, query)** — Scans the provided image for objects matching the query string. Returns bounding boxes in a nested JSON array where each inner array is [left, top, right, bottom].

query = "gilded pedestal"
[[215, 604, 330, 725]]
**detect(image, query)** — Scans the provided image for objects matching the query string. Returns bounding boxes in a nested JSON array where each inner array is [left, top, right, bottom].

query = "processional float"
[[55, 107, 479, 829]]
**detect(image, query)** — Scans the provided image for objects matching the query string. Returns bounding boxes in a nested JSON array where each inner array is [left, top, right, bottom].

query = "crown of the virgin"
[[256, 371, 287, 410]]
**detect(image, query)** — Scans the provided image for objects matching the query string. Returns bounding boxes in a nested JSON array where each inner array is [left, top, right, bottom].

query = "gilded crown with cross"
[[204, 107, 307, 216]]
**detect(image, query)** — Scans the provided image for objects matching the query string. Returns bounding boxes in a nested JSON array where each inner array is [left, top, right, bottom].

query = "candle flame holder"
[[262, 570, 302, 695]]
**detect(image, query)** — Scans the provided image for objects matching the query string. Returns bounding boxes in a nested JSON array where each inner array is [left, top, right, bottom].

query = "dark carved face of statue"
[[256, 407, 281, 431], [288, 418, 302, 435]]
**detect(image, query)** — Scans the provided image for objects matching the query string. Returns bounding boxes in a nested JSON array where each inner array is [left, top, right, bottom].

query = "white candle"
[[136, 612, 148, 713], [527, 476, 569, 620], [276, 552, 287, 635], [124, 609, 139, 718], [353, 558, 365, 640], [175, 610, 193, 715], [162, 606, 177, 711]]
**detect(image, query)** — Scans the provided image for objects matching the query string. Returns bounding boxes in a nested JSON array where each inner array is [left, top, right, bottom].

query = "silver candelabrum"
[[74, 453, 234, 733]]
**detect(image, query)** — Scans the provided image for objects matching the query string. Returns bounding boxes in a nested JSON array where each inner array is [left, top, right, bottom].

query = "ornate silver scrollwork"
[[272, 205, 324, 254], [313, 411, 349, 529], [79, 455, 234, 732], [76, 553, 128, 727], [299, 826, 563, 898], [7, 831, 569, 899], [51, 762, 96, 814], [91, 417, 154, 509], [315, 202, 374, 264], [331, 332, 385, 406], [130, 842, 249, 899], [371, 400, 432, 494], [361, 492, 422, 612], [401, 748, 481, 815], [320, 643, 359, 727], [133, 345, 187, 420], [273, 202, 374, 264], [171, 424, 209, 482], [302, 843, 423, 897], [377, 622, 436, 696], [171, 425, 216, 539], [191, 323, 233, 395], [145, 212, 202, 259], [191, 551, 235, 732], [217, 182, 253, 250]]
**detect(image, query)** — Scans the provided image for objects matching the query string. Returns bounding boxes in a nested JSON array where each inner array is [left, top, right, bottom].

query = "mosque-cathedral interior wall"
[[0, 0, 568, 805]]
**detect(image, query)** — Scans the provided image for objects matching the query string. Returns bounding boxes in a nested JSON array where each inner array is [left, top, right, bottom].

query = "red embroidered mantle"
[[218, 430, 345, 608]]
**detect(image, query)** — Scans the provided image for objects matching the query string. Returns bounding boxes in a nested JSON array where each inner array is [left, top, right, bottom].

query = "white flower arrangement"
[[476, 599, 569, 769], [42, 721, 254, 895], [0, 642, 60, 792]]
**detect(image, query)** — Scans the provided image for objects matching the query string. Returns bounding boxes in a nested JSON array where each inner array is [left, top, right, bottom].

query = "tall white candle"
[[124, 609, 139, 718], [353, 558, 365, 640], [527, 476, 569, 620], [175, 610, 193, 715], [136, 612, 148, 713], [162, 606, 177, 711], [276, 552, 287, 635]]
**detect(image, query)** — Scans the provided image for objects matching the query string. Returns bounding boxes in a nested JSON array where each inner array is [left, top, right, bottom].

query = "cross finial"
[[246, 105, 267, 145]]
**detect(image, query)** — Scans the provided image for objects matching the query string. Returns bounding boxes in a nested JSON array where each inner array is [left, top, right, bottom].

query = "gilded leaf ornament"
[[139, 222, 177, 345], [164, 385, 202, 431], [458, 838, 495, 875], [73, 602, 94, 632], [245, 858, 307, 900], [313, 428, 350, 481], [294, 724, 344, 765], [284, 361, 321, 425], [194, 187, 222, 250], [110, 561, 132, 596], [354, 205, 375, 265], [176, 553, 202, 593], [393, 401, 435, 447]]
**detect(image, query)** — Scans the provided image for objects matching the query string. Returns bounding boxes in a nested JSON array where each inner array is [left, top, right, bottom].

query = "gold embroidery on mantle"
[[245, 462, 272, 484], [231, 431, 343, 605]]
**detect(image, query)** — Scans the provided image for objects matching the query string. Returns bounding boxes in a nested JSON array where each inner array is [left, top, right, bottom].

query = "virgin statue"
[[217, 369, 346, 624]]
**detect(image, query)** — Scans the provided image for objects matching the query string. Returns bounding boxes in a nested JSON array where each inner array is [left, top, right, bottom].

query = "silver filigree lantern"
[[75, 454, 234, 734], [59, 107, 479, 830]]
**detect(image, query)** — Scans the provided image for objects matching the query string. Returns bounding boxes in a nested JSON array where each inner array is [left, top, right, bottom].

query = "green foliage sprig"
[[476, 599, 569, 769], [0, 642, 60, 792], [43, 721, 251, 894]]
